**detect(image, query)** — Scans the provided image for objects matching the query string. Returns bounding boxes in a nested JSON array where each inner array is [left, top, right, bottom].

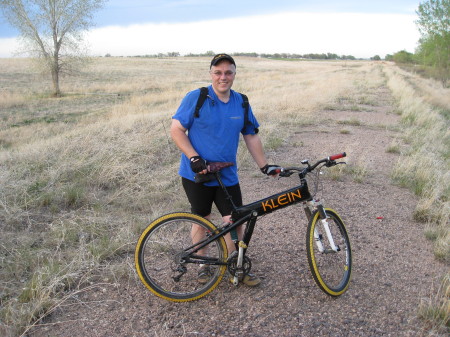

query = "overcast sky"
[[0, 0, 422, 58]]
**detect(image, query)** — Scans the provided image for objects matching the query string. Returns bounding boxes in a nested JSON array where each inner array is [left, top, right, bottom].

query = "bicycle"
[[135, 153, 352, 302]]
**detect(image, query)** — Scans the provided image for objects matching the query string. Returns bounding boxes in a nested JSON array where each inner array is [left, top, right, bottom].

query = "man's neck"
[[214, 89, 230, 103]]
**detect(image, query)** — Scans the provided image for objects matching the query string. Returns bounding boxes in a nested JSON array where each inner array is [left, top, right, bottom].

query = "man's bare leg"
[[190, 214, 212, 256], [221, 215, 243, 253]]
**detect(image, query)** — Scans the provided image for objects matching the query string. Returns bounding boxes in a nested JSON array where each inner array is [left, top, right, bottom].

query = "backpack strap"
[[240, 93, 250, 131], [240, 92, 258, 134], [194, 87, 209, 118]]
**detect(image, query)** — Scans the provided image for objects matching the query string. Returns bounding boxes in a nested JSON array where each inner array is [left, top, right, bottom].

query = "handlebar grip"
[[329, 152, 346, 161]]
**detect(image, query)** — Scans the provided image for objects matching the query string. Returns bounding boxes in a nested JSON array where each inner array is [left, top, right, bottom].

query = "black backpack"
[[193, 87, 257, 134]]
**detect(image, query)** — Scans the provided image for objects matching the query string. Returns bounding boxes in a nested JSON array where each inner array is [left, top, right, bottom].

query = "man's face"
[[210, 60, 236, 96]]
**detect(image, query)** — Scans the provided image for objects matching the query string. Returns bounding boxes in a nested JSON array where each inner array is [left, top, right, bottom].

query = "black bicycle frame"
[[185, 172, 312, 263]]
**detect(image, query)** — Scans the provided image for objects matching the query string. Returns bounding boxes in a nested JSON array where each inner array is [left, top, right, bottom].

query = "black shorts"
[[182, 177, 243, 217]]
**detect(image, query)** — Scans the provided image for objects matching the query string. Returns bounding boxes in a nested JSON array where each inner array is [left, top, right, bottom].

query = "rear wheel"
[[135, 212, 228, 302], [306, 208, 352, 296]]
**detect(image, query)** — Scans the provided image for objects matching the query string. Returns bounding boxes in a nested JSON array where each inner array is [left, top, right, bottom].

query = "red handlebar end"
[[329, 152, 347, 161]]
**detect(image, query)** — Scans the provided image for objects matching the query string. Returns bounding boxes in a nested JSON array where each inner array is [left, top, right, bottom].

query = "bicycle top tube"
[[231, 183, 311, 221]]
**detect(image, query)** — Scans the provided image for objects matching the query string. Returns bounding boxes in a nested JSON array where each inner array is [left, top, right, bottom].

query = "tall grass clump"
[[385, 66, 449, 333], [385, 66, 449, 262], [417, 272, 450, 335]]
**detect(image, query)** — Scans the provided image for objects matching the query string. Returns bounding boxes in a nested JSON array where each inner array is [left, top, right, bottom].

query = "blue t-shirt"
[[172, 85, 259, 186]]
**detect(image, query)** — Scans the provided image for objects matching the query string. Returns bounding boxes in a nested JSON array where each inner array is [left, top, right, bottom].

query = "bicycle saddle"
[[194, 162, 234, 184], [207, 162, 234, 173]]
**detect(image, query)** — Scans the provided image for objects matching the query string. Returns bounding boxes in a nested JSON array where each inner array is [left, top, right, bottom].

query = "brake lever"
[[325, 160, 346, 168], [325, 160, 336, 168], [278, 168, 286, 177], [279, 169, 293, 178]]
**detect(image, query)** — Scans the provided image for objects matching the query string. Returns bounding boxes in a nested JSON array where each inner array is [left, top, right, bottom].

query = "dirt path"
[[29, 84, 446, 336]]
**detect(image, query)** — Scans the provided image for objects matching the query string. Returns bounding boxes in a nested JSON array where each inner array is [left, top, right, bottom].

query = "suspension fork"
[[316, 205, 339, 252], [305, 201, 324, 253]]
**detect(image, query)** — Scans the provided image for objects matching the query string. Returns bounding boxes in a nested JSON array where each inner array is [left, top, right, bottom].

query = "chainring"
[[227, 251, 252, 278]]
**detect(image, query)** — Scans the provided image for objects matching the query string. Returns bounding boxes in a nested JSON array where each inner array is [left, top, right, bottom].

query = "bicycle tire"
[[135, 212, 228, 302], [306, 208, 352, 296]]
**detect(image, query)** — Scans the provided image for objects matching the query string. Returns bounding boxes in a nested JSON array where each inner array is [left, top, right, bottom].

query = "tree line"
[[387, 0, 449, 83], [129, 51, 359, 60]]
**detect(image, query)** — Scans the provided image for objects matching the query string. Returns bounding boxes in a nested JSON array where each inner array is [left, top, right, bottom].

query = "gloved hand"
[[260, 164, 281, 176], [190, 156, 207, 173]]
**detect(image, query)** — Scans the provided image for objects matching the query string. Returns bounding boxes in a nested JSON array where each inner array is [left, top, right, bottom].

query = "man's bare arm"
[[243, 133, 268, 169]]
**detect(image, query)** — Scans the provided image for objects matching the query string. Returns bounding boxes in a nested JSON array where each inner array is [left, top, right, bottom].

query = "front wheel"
[[135, 212, 228, 302], [306, 208, 352, 296]]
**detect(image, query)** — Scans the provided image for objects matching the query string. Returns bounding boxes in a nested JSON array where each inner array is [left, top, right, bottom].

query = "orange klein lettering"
[[261, 189, 303, 212], [261, 200, 272, 212], [278, 194, 288, 205], [290, 189, 302, 200]]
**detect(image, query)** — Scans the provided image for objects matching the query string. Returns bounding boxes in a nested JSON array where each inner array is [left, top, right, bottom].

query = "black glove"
[[190, 156, 207, 173], [260, 164, 281, 176]]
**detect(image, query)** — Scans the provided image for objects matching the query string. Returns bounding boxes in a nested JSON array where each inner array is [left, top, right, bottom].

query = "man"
[[171, 54, 279, 287]]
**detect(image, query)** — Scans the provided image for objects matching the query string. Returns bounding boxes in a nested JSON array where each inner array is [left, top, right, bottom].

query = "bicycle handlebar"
[[279, 152, 347, 177], [194, 153, 347, 182]]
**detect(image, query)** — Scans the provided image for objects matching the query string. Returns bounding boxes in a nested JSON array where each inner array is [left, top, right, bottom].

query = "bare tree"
[[0, 0, 106, 96]]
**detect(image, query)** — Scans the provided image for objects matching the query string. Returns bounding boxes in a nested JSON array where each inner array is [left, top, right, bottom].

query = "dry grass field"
[[0, 57, 448, 336]]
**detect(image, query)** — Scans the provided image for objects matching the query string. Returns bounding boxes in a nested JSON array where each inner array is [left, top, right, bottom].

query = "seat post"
[[214, 172, 238, 211]]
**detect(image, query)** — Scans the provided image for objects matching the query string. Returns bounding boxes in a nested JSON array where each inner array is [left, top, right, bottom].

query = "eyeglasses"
[[210, 70, 235, 77]]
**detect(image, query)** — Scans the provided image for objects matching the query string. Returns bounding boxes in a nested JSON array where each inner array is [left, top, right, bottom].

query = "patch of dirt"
[[28, 85, 446, 336]]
